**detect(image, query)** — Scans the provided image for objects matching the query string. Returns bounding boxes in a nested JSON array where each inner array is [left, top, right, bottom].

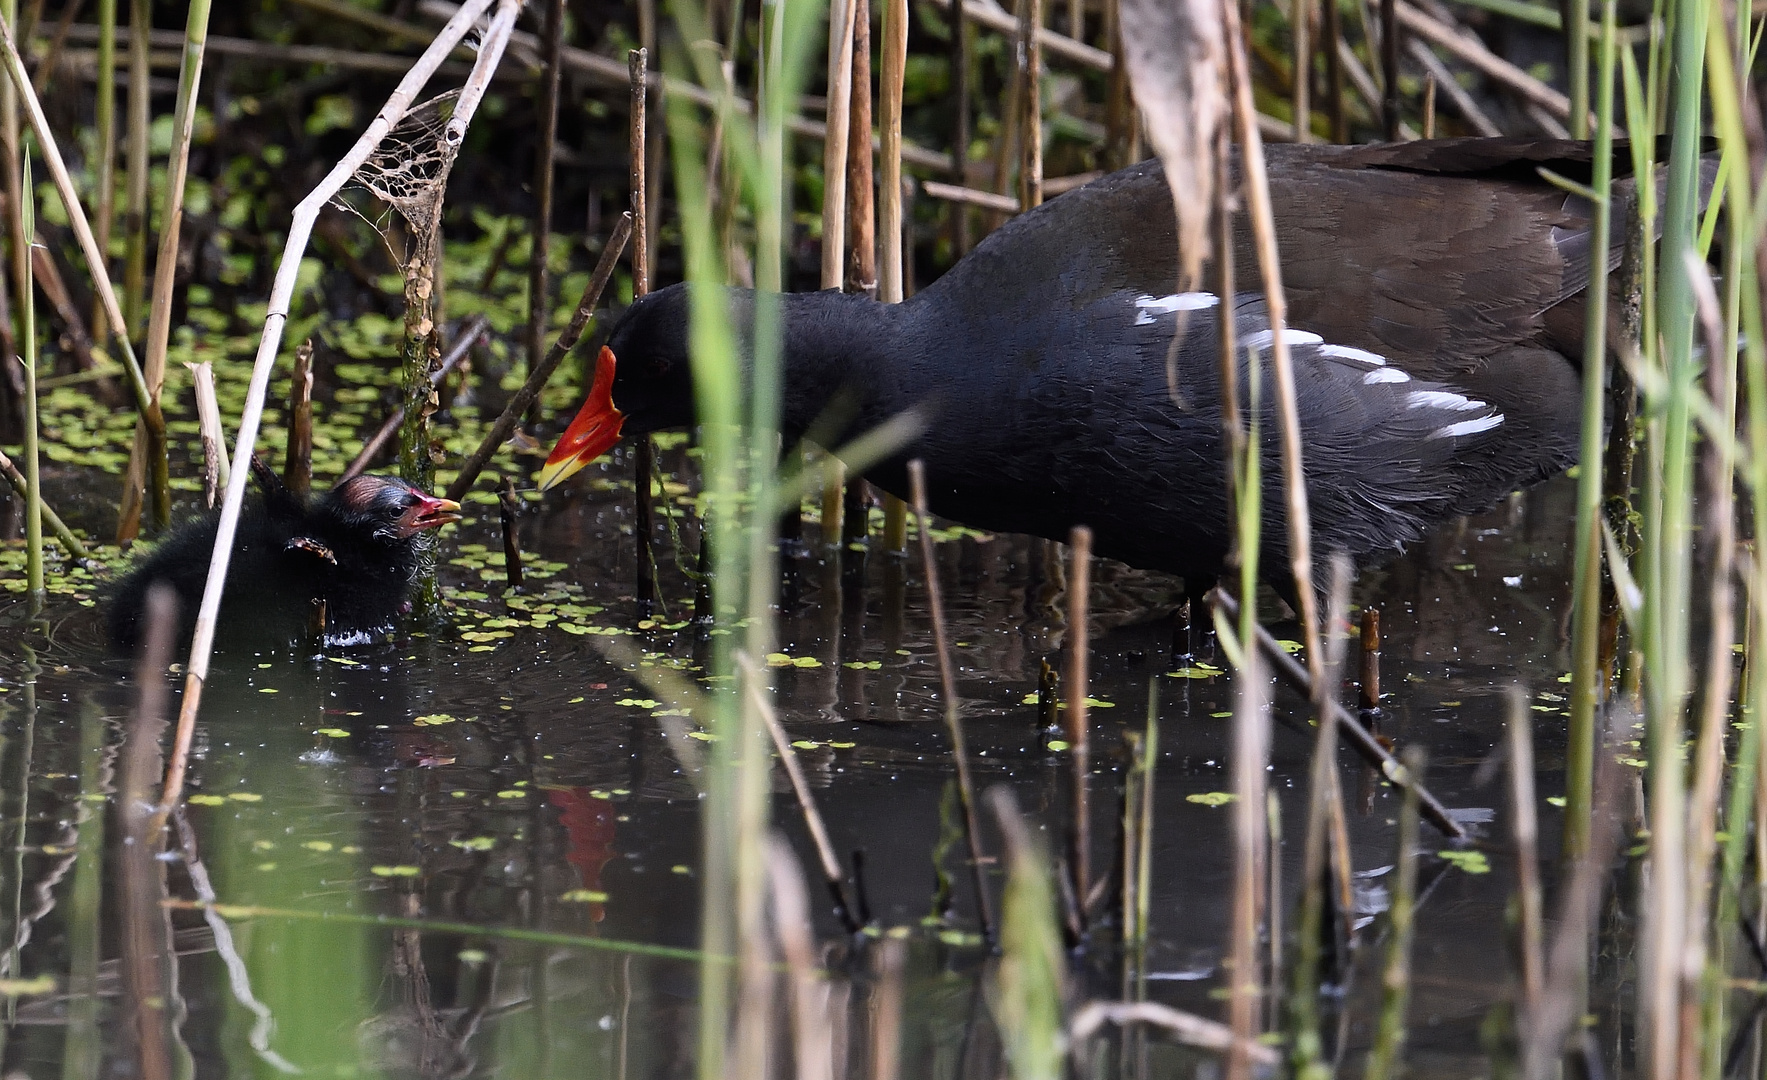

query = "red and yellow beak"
[[537, 346, 626, 491]]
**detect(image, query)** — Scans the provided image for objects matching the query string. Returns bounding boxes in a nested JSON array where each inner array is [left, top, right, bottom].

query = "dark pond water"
[[0, 440, 1594, 1078]]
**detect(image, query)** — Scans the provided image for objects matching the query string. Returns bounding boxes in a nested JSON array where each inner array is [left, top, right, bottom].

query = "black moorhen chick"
[[538, 138, 1637, 585], [108, 458, 461, 648]]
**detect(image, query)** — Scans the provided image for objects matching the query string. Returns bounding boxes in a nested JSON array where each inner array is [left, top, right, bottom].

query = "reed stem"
[[1225, 623, 1267, 1080], [90, 0, 114, 342], [1564, 0, 1616, 859], [1065, 525, 1092, 930], [632, 48, 658, 617], [879, 0, 909, 551], [17, 150, 38, 608], [910, 458, 996, 944], [120, 0, 145, 333], [131, 0, 209, 533]]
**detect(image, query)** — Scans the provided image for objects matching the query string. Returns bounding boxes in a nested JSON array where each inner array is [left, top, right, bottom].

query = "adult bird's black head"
[[536, 286, 696, 489], [532, 137, 1672, 588], [107, 460, 462, 649]]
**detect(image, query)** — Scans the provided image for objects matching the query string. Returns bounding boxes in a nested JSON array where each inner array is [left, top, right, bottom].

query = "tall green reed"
[[659, 0, 822, 1070], [1564, 0, 1618, 859]]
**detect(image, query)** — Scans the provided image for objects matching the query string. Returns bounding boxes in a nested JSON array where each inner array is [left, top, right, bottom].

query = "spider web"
[[348, 90, 461, 235]]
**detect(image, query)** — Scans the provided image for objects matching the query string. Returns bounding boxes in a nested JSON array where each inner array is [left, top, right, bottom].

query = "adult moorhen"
[[107, 458, 461, 648], [538, 138, 1641, 585]]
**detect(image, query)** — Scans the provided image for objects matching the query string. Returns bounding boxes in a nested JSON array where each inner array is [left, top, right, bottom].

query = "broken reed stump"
[[1066, 525, 1093, 932], [284, 338, 314, 498], [1359, 607, 1381, 716], [499, 475, 524, 592]]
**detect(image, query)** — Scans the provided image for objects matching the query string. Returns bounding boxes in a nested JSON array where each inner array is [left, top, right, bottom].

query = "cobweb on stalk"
[[341, 90, 462, 242]]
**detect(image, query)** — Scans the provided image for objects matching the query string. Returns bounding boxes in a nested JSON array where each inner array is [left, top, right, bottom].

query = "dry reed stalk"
[[1394, 3, 1575, 120], [123, 0, 208, 535], [156, 0, 501, 813], [822, 0, 858, 291], [871, 936, 908, 1080], [1102, 0, 1132, 167], [418, 0, 954, 170], [527, 0, 564, 423], [817, 0, 858, 542], [741, 653, 862, 934], [948, 0, 971, 255], [846, 0, 877, 299], [446, 217, 628, 499], [1677, 253, 1738, 1079], [1017, 0, 1044, 209], [989, 7, 1022, 230], [920, 180, 1019, 212], [349, 315, 489, 484], [909, 459, 996, 942], [88, 0, 113, 339], [767, 836, 835, 1080], [1225, 632, 1268, 1080], [120, 0, 144, 331], [1071, 1001, 1280, 1065], [1407, 40, 1501, 136], [88, 0, 114, 342], [1292, 0, 1311, 141], [878, 0, 910, 552], [526, 0, 561, 371], [1209, 589, 1468, 840], [1358, 609, 1380, 713], [1322, 0, 1345, 139], [1380, 0, 1399, 138], [185, 360, 226, 508], [631, 48, 658, 617], [1065, 526, 1093, 925], [929, 0, 1113, 69], [283, 338, 313, 498], [841, 0, 877, 545], [12, 147, 40, 606], [879, 0, 908, 295], [1220, 0, 1325, 683], [1506, 688, 1545, 1012], [0, 447, 87, 559]]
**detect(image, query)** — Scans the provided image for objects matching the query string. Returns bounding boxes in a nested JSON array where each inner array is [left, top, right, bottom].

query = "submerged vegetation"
[[0, 0, 1765, 1077]]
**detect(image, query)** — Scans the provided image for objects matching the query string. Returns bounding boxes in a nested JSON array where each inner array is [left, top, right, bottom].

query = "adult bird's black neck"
[[745, 287, 920, 449]]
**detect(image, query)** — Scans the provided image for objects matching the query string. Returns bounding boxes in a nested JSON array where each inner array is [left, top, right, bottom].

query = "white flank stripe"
[[1406, 390, 1486, 412], [1134, 292, 1218, 324], [1317, 343, 1387, 366], [1242, 328, 1325, 351], [1428, 413, 1505, 439], [1363, 367, 1410, 384]]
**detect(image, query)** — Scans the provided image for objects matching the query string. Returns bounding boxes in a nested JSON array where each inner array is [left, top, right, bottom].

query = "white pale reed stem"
[[158, 0, 500, 812]]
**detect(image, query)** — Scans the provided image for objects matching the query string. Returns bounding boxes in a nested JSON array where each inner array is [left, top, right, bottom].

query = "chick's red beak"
[[397, 491, 463, 535], [538, 346, 626, 491]]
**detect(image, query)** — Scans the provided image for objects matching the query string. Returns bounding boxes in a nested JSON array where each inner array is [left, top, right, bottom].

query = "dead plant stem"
[[909, 459, 996, 944]]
